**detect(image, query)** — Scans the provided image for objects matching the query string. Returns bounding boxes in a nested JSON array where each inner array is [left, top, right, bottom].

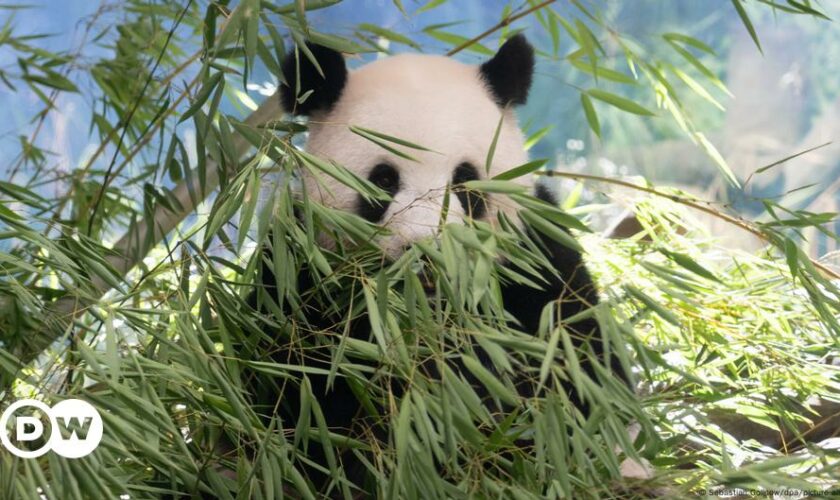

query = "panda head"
[[281, 35, 535, 257]]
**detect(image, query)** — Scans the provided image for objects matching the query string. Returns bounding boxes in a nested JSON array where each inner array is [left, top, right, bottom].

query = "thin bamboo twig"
[[87, 0, 196, 235], [446, 0, 556, 56], [7, 0, 111, 180], [538, 170, 840, 280]]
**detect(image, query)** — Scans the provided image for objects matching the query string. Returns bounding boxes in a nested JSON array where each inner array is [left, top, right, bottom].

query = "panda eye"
[[452, 162, 480, 185], [368, 163, 400, 194], [452, 162, 487, 219], [356, 163, 400, 223]]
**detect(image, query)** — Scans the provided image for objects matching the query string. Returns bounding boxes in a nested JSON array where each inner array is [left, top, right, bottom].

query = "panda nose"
[[393, 202, 443, 239]]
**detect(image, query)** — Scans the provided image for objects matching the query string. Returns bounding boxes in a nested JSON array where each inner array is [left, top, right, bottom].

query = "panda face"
[[282, 37, 535, 257], [353, 159, 488, 254], [355, 162, 487, 223]]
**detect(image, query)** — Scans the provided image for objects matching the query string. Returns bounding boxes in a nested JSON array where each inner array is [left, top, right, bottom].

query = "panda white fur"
[[296, 41, 532, 258], [249, 34, 637, 495]]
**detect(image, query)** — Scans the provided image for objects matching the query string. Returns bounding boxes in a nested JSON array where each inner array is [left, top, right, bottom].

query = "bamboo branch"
[[446, 0, 556, 56], [539, 170, 840, 280], [0, 96, 282, 391]]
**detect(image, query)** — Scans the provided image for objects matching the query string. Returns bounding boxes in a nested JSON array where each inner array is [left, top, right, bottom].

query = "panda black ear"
[[280, 44, 347, 115], [479, 34, 535, 107]]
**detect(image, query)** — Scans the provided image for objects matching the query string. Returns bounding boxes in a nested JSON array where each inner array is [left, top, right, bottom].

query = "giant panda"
[[248, 34, 634, 496]]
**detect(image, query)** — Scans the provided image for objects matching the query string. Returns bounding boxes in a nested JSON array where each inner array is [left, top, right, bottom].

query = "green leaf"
[[358, 23, 420, 49], [658, 248, 720, 282], [0, 180, 47, 208], [417, 0, 446, 14], [524, 125, 553, 151], [215, 1, 246, 50], [461, 355, 518, 406], [305, 30, 368, 54], [463, 179, 527, 194], [26, 71, 78, 92], [265, 0, 340, 14], [362, 283, 388, 353], [294, 0, 308, 34], [662, 33, 715, 55], [665, 40, 730, 95], [568, 56, 636, 85], [580, 92, 601, 137], [786, 0, 831, 20], [518, 209, 584, 252], [349, 125, 435, 162], [244, 0, 260, 70], [749, 142, 831, 181], [731, 0, 762, 53], [695, 132, 741, 188], [424, 29, 493, 55], [180, 71, 224, 123], [0, 202, 23, 221], [587, 88, 655, 116], [350, 125, 435, 152], [493, 159, 547, 181], [294, 149, 384, 200], [485, 112, 504, 175], [669, 65, 724, 111], [539, 321, 562, 392], [624, 285, 680, 326], [575, 19, 601, 79]]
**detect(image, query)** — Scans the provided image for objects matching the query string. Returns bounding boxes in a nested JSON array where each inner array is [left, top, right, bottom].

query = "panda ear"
[[479, 34, 535, 107], [280, 44, 348, 115]]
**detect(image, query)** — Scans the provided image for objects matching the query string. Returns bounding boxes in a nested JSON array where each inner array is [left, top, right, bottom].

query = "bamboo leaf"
[[180, 71, 224, 123], [424, 29, 493, 55], [358, 23, 420, 49], [731, 0, 762, 53], [587, 88, 655, 116], [485, 112, 504, 175], [580, 92, 601, 137], [493, 159, 548, 181], [461, 355, 517, 406]]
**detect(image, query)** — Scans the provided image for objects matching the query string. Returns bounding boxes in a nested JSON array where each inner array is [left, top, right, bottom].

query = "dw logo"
[[0, 399, 103, 458]]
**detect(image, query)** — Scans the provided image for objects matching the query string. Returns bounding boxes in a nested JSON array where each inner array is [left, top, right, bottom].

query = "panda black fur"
[[250, 35, 630, 495]]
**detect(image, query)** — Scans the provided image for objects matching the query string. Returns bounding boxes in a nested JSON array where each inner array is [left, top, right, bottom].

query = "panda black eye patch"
[[357, 163, 400, 222], [452, 162, 487, 219]]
